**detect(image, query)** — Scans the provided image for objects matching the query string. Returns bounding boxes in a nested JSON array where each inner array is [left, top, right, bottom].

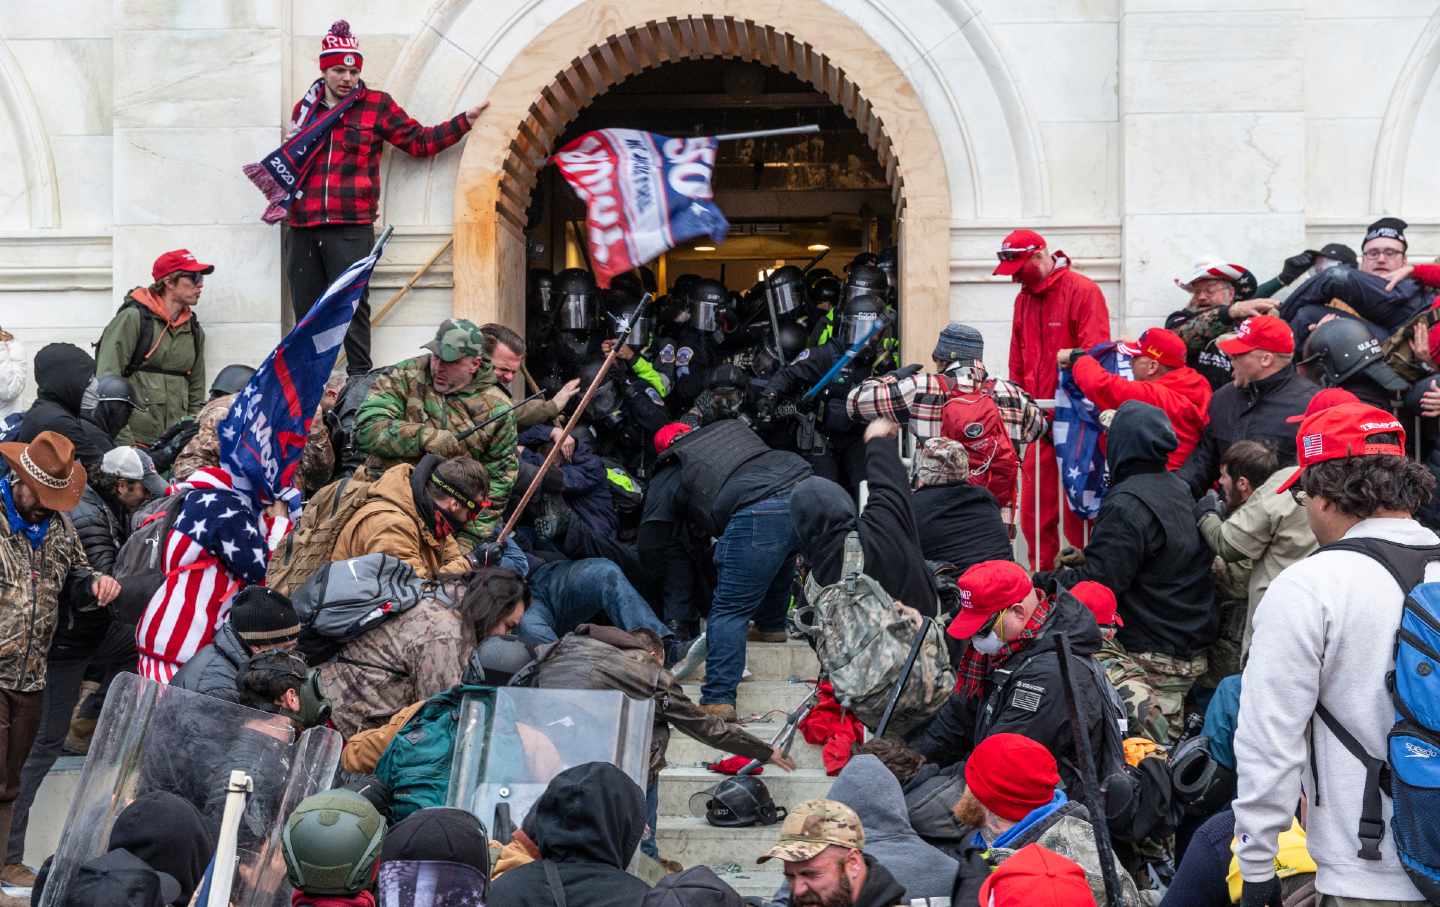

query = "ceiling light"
[[694, 245, 716, 252], [807, 243, 830, 252]]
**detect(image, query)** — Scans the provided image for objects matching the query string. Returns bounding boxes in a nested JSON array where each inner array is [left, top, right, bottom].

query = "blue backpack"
[[1316, 538, 1440, 903]]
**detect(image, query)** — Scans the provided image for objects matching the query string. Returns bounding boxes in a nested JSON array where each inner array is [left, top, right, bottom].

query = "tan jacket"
[[1199, 465, 1318, 656], [341, 699, 423, 773], [331, 464, 470, 580]]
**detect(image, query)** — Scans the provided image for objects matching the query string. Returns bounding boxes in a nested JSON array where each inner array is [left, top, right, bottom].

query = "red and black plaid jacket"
[[287, 88, 471, 228]]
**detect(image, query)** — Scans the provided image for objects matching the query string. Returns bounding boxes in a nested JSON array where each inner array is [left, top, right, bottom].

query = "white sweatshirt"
[[1233, 517, 1435, 900]]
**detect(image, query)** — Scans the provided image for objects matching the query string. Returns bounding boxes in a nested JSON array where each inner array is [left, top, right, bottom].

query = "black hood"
[[1026, 589, 1103, 659], [789, 476, 857, 586], [529, 762, 645, 868], [1105, 400, 1176, 484], [34, 342, 96, 415], [641, 866, 744, 907], [107, 791, 214, 904]]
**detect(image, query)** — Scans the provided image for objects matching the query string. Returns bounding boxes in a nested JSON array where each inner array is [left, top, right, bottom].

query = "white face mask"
[[971, 631, 1006, 655]]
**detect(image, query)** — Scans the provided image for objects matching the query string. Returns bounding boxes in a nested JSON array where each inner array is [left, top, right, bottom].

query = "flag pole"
[[712, 124, 821, 142]]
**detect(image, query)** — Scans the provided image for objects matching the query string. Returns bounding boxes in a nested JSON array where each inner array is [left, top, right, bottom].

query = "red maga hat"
[[1119, 327, 1187, 370], [1286, 387, 1360, 423], [948, 560, 1033, 639], [1069, 580, 1123, 628], [993, 228, 1046, 277], [151, 249, 214, 282], [1218, 314, 1293, 357], [1276, 401, 1407, 494]]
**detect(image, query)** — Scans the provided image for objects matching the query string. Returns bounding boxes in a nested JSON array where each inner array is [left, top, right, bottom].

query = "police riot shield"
[[38, 672, 343, 907], [446, 687, 652, 838]]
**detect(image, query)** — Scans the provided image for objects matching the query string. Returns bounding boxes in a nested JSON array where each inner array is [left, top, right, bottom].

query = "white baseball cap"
[[100, 446, 169, 496]]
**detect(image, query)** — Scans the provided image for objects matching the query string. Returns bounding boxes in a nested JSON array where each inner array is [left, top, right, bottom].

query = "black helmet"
[[696, 775, 787, 828], [282, 789, 386, 896], [83, 375, 144, 438], [577, 358, 623, 428], [848, 251, 879, 271], [809, 274, 842, 311], [778, 323, 807, 361], [554, 268, 597, 332], [603, 288, 653, 350], [845, 263, 888, 305], [690, 279, 729, 332], [876, 246, 899, 300], [1170, 735, 1237, 816], [462, 635, 534, 686], [839, 293, 886, 347], [670, 273, 702, 306], [210, 364, 257, 399], [805, 267, 836, 289], [764, 266, 807, 319], [1300, 317, 1410, 392], [528, 268, 556, 314]]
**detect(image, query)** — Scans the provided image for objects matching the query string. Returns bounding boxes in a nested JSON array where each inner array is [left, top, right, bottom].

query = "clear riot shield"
[[446, 687, 653, 837], [38, 672, 342, 907]]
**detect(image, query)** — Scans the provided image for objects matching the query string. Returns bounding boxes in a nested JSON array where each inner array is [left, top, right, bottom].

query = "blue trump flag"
[[218, 227, 392, 507], [1053, 341, 1132, 520]]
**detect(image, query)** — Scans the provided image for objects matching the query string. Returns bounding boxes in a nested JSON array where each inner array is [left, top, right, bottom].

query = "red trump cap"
[[1276, 401, 1407, 494], [993, 229, 1047, 277], [948, 560, 1034, 639], [1218, 314, 1294, 357]]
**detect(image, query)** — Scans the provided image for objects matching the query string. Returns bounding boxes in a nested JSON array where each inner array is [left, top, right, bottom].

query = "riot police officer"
[[662, 277, 731, 409], [1298, 316, 1412, 411], [549, 268, 601, 384]]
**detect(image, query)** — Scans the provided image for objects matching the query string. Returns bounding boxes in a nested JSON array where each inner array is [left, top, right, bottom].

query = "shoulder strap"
[[1317, 537, 1440, 593], [840, 531, 865, 577], [542, 860, 568, 907], [118, 299, 154, 379]]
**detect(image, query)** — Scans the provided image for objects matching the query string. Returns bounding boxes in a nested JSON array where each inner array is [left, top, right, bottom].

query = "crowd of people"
[[1, 17, 1439, 907]]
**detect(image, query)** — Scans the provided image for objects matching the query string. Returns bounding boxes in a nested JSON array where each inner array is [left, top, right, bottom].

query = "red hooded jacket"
[[1071, 356, 1213, 469], [1007, 258, 1112, 400]]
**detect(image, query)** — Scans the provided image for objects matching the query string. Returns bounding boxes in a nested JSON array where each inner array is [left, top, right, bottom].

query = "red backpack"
[[938, 378, 1018, 508]]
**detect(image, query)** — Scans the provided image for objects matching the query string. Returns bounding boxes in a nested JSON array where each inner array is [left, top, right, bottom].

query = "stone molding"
[[0, 36, 59, 228], [1372, 6, 1440, 216]]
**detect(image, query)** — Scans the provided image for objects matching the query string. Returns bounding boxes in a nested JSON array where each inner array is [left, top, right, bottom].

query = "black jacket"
[[854, 854, 908, 907], [17, 342, 108, 475], [56, 484, 127, 646], [488, 762, 651, 907], [906, 591, 1109, 794], [1279, 265, 1433, 347], [791, 439, 938, 616], [912, 483, 1012, 572], [769, 338, 866, 438], [168, 623, 249, 704], [1049, 400, 1217, 657], [1177, 364, 1318, 496]]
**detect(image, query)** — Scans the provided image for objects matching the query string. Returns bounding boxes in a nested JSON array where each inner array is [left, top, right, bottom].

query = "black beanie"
[[227, 587, 300, 649], [1364, 216, 1408, 250], [380, 808, 490, 875], [642, 866, 745, 907]]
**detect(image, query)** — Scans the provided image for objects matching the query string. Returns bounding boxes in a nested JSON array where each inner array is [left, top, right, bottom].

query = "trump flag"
[[553, 129, 730, 287], [1053, 341, 1133, 520], [217, 229, 391, 505]]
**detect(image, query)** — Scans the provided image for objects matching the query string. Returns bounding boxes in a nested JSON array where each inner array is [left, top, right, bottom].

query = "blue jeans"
[[700, 495, 799, 705], [519, 558, 670, 646], [641, 780, 660, 860]]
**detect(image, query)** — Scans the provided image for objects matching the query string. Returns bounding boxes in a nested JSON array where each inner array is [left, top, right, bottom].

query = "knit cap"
[[380, 808, 490, 875], [319, 20, 362, 70], [932, 322, 984, 364], [964, 733, 1059, 821], [227, 587, 301, 649], [911, 437, 970, 487]]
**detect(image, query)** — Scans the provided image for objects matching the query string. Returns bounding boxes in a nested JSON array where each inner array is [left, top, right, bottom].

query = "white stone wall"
[[2, 0, 1439, 406]]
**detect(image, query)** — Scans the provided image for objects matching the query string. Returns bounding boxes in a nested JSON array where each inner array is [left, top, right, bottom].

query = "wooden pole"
[[337, 236, 452, 370]]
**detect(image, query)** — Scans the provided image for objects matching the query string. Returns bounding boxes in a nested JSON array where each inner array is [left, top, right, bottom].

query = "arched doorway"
[[451, 1, 954, 360]]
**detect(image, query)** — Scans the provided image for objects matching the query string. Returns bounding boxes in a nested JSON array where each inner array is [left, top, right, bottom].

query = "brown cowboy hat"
[[0, 431, 86, 512]]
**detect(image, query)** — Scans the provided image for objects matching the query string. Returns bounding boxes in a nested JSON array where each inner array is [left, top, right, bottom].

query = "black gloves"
[[1241, 876, 1283, 907], [469, 541, 504, 569], [1194, 489, 1227, 523], [795, 393, 820, 415], [755, 391, 779, 425], [1280, 251, 1315, 286]]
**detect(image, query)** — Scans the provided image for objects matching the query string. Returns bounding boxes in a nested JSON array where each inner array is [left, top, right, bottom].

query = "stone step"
[[665, 722, 828, 771], [680, 639, 820, 684], [713, 867, 786, 898], [657, 765, 834, 816], [677, 679, 819, 718], [655, 815, 787, 868]]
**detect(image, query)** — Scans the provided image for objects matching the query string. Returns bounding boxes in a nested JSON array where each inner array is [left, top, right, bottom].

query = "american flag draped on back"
[[217, 229, 391, 507], [1053, 341, 1133, 519], [553, 129, 730, 287]]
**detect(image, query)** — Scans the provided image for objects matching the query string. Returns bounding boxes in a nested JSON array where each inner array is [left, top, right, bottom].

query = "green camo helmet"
[[282, 789, 386, 895]]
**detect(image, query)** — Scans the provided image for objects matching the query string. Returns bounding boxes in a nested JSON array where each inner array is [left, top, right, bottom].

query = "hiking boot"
[[0, 864, 34, 887], [747, 627, 787, 644], [698, 703, 737, 722]]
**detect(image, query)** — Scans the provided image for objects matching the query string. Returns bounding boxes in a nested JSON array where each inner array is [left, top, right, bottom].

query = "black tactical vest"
[[662, 419, 770, 535]]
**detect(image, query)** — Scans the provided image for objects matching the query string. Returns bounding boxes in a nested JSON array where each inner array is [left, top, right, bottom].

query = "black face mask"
[[707, 388, 746, 424]]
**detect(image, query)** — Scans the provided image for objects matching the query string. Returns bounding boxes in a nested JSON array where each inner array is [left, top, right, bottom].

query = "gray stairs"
[[658, 639, 829, 898]]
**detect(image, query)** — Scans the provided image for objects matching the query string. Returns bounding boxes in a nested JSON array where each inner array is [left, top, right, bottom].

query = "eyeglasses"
[[996, 246, 1039, 263], [1362, 248, 1404, 261]]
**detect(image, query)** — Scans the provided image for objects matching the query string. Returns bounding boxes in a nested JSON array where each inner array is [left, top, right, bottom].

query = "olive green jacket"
[[95, 289, 206, 446]]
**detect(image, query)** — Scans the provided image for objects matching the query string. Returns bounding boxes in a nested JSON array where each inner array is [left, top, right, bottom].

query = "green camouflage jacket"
[[0, 499, 93, 692], [354, 355, 518, 547]]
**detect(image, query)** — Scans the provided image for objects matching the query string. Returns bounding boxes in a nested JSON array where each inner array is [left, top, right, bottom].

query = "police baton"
[[1055, 632, 1124, 907], [801, 315, 890, 402], [456, 390, 545, 442], [494, 292, 652, 546]]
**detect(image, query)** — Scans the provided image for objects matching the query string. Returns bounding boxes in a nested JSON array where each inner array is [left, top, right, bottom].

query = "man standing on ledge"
[[283, 20, 488, 376]]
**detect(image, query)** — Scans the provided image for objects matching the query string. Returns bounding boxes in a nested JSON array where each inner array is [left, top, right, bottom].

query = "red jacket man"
[[998, 229, 1111, 569], [1069, 327, 1212, 469]]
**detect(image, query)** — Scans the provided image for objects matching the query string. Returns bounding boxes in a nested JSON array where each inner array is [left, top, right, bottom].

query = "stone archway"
[[451, 0, 954, 360]]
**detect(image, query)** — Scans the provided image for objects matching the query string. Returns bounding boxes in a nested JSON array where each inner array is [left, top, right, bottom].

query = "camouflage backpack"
[[792, 532, 954, 735], [266, 474, 375, 596]]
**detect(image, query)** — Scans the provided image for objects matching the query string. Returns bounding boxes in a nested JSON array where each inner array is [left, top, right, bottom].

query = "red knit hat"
[[1069, 580, 1123, 628], [654, 422, 693, 454], [320, 20, 363, 71], [948, 560, 1033, 640], [979, 844, 1095, 907], [965, 733, 1059, 821]]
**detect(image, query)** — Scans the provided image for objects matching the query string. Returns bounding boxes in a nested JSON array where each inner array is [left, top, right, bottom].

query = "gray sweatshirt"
[[1233, 517, 1435, 900]]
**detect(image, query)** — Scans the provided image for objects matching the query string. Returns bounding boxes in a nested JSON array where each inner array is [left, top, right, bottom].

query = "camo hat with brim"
[[912, 437, 970, 487], [422, 318, 486, 362], [757, 799, 863, 864]]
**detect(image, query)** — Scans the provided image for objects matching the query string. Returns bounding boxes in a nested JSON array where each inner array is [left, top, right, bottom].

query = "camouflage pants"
[[1098, 644, 1170, 745], [1128, 650, 1208, 744]]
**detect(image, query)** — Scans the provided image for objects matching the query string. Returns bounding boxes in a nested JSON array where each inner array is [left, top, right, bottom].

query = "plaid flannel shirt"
[[847, 366, 1045, 458], [287, 88, 471, 228]]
